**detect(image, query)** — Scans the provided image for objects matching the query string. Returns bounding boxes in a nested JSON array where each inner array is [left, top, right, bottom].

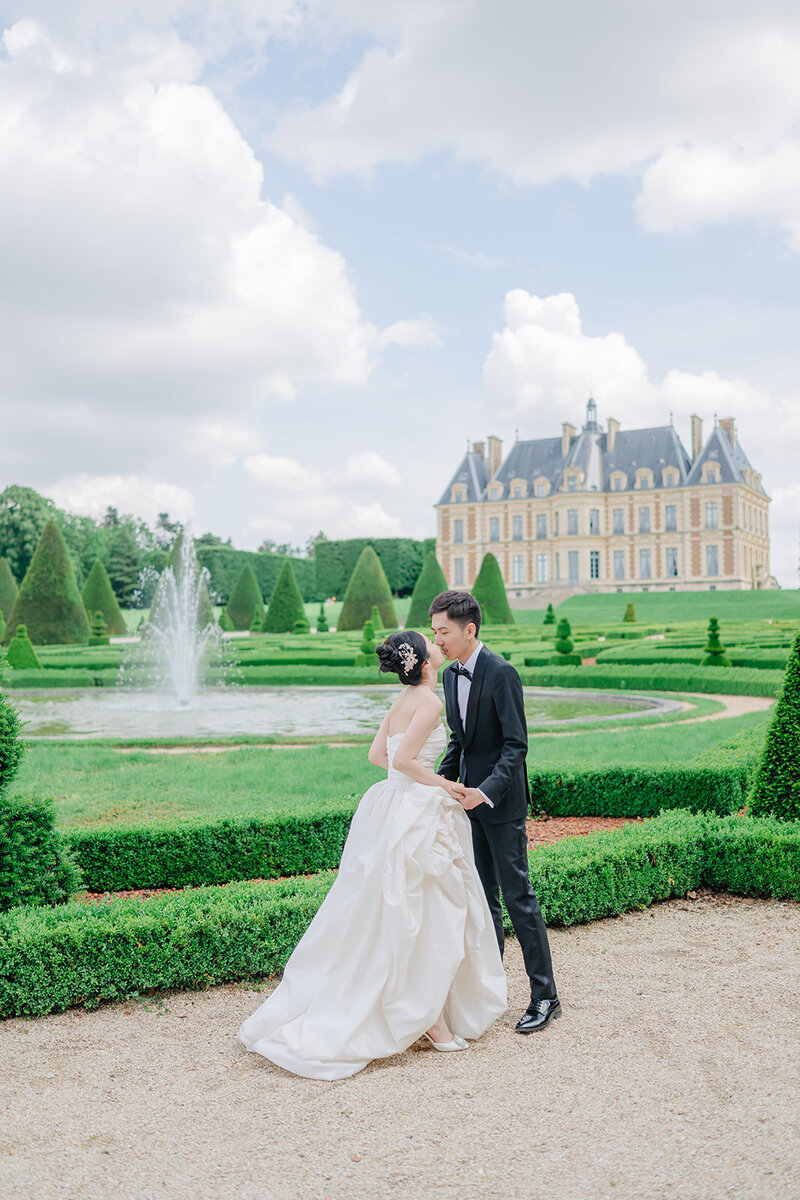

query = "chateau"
[[436, 401, 772, 602]]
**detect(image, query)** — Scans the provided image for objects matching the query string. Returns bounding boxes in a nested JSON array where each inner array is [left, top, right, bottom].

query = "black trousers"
[[469, 814, 556, 1001]]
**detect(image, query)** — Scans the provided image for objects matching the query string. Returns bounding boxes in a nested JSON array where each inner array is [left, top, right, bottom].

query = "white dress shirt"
[[454, 641, 494, 809]]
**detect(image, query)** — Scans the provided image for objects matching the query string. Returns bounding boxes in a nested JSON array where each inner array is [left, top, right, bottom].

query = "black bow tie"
[[452, 663, 473, 680]]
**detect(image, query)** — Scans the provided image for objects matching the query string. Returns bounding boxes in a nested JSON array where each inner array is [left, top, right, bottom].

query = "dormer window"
[[488, 482, 503, 501], [509, 477, 527, 499], [450, 484, 467, 503], [635, 468, 654, 490], [662, 467, 679, 488], [610, 471, 627, 492], [701, 462, 721, 484], [533, 476, 550, 497]]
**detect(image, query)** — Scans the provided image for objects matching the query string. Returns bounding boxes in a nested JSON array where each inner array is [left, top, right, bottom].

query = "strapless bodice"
[[386, 724, 447, 785]]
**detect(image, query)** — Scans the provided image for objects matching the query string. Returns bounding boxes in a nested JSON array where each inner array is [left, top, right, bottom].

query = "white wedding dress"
[[238, 725, 507, 1079]]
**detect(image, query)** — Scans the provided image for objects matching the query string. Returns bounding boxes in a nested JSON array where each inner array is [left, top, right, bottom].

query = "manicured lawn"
[[13, 709, 771, 829], [515, 589, 800, 625]]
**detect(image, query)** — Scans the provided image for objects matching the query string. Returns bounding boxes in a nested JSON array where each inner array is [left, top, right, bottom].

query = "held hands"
[[445, 781, 486, 810]]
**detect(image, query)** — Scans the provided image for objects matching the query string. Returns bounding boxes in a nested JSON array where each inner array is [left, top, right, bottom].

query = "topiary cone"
[[81, 560, 127, 637], [472, 552, 514, 625], [542, 602, 556, 626], [749, 632, 800, 821], [262, 559, 306, 633], [553, 618, 574, 656], [337, 546, 398, 632], [316, 603, 329, 633], [701, 616, 731, 667], [7, 623, 41, 669], [3, 520, 90, 646], [0, 557, 18, 623], [623, 602, 637, 623], [406, 553, 448, 629], [227, 564, 265, 631]]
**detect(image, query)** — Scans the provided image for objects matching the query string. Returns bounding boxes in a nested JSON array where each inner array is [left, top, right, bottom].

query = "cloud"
[[337, 452, 402, 487], [243, 454, 323, 493], [483, 289, 799, 584], [269, 2, 800, 249], [48, 473, 196, 525], [377, 318, 442, 350]]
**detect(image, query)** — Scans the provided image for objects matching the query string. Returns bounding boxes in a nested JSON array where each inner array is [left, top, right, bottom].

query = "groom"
[[430, 590, 560, 1033]]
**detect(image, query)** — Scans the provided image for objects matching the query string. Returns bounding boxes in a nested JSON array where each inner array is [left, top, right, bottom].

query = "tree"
[[406, 553, 448, 628], [226, 565, 265, 631], [542, 602, 556, 626], [3, 520, 90, 646], [337, 546, 398, 631], [7, 624, 41, 669], [262, 559, 306, 633], [472, 553, 514, 625], [81, 560, 127, 636], [107, 524, 142, 605], [749, 632, 800, 821], [0, 558, 18, 623], [315, 603, 329, 633], [623, 602, 637, 623], [701, 617, 731, 667], [0, 486, 55, 582]]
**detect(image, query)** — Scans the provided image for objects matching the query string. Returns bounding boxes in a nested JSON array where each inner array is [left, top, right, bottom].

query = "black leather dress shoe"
[[515, 996, 561, 1034]]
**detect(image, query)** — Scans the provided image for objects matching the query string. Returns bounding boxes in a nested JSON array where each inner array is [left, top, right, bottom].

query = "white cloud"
[[48, 473, 196, 525], [337, 452, 402, 488], [377, 318, 442, 350], [243, 454, 323, 493], [269, 2, 800, 250], [483, 289, 799, 584], [243, 498, 402, 547]]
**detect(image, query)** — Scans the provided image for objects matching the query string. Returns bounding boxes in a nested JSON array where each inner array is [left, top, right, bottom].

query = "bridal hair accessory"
[[397, 642, 419, 674]]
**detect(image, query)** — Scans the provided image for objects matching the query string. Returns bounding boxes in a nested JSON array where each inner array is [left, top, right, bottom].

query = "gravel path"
[[2, 894, 798, 1200]]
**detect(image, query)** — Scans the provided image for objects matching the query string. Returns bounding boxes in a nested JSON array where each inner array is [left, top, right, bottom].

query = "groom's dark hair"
[[428, 590, 482, 635]]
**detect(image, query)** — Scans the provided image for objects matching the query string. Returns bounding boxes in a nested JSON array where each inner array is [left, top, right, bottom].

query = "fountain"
[[118, 533, 239, 705]]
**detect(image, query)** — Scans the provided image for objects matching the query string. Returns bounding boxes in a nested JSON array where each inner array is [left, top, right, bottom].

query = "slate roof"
[[437, 450, 489, 505], [686, 426, 765, 493]]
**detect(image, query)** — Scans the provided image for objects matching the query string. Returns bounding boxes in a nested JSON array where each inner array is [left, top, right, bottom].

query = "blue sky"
[[0, 1, 797, 584]]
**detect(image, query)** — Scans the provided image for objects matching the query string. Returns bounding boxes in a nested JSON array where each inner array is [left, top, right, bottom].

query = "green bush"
[[261, 559, 306, 633], [406, 552, 448, 628], [9, 809, 800, 1017], [88, 611, 110, 647], [337, 546, 398, 631], [528, 766, 744, 819], [219, 609, 235, 632], [3, 520, 90, 646], [195, 544, 318, 605], [542, 603, 556, 626], [0, 795, 82, 912], [292, 615, 310, 634], [0, 557, 18, 623], [0, 682, 23, 792], [623, 602, 637, 623], [360, 619, 376, 657], [749, 633, 800, 821], [226, 564, 264, 631], [2, 669, 99, 689], [81, 560, 127, 637], [61, 802, 356, 892], [702, 616, 731, 667], [6, 624, 41, 669], [315, 604, 329, 633], [517, 663, 782, 698], [472, 552, 514, 625]]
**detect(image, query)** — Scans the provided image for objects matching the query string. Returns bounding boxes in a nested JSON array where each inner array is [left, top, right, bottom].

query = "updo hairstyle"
[[375, 630, 429, 686]]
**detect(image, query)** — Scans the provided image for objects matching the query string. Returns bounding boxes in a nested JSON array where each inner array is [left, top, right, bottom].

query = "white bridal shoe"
[[422, 1032, 469, 1052]]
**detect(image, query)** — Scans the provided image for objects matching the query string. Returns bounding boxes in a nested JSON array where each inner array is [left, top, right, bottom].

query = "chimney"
[[472, 440, 485, 461], [690, 414, 703, 462], [607, 417, 620, 452], [561, 422, 576, 457], [487, 435, 502, 478], [718, 417, 736, 448]]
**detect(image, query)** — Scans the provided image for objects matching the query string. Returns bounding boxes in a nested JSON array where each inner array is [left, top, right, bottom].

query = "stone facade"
[[435, 401, 772, 602]]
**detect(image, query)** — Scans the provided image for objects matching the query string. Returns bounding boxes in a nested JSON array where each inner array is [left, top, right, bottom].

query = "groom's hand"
[[453, 786, 486, 810]]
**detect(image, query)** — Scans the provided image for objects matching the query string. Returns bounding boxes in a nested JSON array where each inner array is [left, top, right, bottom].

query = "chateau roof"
[[437, 449, 488, 505], [686, 425, 765, 492]]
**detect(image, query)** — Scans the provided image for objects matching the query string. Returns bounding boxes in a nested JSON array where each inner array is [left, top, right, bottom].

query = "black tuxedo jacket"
[[439, 645, 530, 825]]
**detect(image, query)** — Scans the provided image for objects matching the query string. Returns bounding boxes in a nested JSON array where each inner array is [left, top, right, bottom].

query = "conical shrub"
[[472, 552, 514, 625], [316, 604, 329, 633], [88, 611, 110, 647], [337, 546, 398, 631], [219, 609, 234, 632], [360, 619, 376, 656], [0, 558, 17, 623], [3, 520, 90, 646], [7, 624, 41, 669], [701, 616, 730, 667], [542, 602, 556, 626], [262, 559, 306, 633], [749, 633, 800, 821], [549, 617, 581, 666], [406, 553, 448, 628], [623, 602, 637, 623], [371, 604, 383, 632], [81, 560, 127, 636], [226, 565, 264, 631], [293, 615, 310, 634]]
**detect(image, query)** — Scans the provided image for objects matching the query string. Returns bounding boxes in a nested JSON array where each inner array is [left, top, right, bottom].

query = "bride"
[[238, 629, 508, 1080]]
